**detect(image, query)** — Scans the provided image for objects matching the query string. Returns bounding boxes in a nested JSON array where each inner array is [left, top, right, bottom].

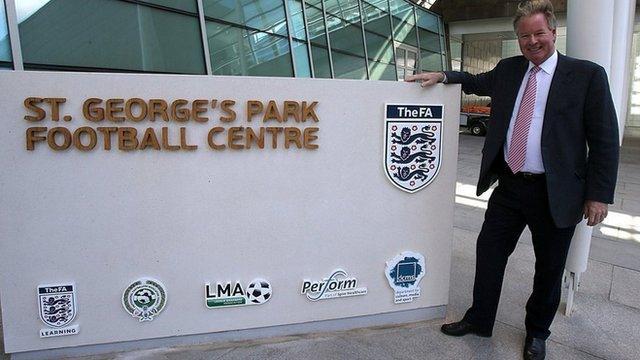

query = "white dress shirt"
[[504, 51, 558, 173]]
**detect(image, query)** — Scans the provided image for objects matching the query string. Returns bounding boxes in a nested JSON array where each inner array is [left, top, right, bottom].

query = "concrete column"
[[565, 0, 613, 277], [566, 0, 614, 72], [564, 0, 632, 289], [611, 0, 637, 143]]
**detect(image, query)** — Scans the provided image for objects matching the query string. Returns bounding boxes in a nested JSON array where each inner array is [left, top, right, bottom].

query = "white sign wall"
[[0, 71, 460, 353]]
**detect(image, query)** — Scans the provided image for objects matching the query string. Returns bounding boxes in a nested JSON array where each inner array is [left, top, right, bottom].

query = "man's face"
[[516, 13, 556, 65]]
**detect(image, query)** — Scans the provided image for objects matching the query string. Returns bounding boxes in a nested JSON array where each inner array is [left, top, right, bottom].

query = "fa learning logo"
[[385, 251, 426, 304], [38, 284, 79, 338], [384, 104, 443, 193], [122, 278, 167, 322]]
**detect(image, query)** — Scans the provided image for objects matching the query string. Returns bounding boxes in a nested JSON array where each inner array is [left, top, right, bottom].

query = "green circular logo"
[[122, 278, 166, 322]]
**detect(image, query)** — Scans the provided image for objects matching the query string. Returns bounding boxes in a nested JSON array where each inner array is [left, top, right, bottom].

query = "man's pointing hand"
[[405, 72, 445, 87]]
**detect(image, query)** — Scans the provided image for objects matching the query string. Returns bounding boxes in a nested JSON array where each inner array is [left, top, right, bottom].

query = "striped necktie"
[[507, 66, 541, 174]]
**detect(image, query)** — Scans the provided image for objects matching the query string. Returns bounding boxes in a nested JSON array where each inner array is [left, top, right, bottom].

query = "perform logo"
[[301, 269, 367, 301]]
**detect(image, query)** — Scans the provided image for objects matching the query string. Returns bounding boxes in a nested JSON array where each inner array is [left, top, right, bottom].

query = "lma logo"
[[205, 278, 272, 308]]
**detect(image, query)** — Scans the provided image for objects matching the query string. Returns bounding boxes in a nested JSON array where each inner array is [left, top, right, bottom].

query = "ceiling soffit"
[[421, 0, 567, 23]]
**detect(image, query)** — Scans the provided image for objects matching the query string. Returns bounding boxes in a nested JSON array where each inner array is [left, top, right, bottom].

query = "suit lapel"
[[542, 53, 572, 140], [497, 57, 529, 141]]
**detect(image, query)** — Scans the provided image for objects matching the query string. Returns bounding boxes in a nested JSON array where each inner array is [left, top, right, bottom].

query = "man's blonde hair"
[[513, 0, 557, 31]]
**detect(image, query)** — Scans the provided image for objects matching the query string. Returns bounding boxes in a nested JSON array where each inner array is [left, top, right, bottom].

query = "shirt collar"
[[528, 50, 558, 75]]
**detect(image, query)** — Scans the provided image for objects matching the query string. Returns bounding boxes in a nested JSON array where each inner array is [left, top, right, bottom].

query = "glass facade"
[[416, 8, 444, 72], [9, 0, 446, 80], [203, 0, 294, 76], [450, 35, 462, 71], [0, 0, 11, 68], [17, 0, 206, 73]]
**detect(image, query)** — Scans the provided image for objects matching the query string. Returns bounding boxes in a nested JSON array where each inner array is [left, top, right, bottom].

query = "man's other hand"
[[405, 72, 445, 87], [583, 200, 609, 226]]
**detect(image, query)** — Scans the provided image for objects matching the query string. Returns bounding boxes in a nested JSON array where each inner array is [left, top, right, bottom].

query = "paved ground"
[[2, 132, 639, 360]]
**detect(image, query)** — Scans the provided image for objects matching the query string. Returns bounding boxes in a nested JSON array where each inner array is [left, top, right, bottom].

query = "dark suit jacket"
[[445, 53, 619, 228]]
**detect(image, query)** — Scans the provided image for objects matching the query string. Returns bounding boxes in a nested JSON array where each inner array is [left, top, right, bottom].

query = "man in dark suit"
[[407, 1, 619, 359]]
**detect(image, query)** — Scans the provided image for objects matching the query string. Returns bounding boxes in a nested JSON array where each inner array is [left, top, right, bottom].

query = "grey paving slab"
[[341, 321, 529, 360], [216, 336, 361, 360], [548, 293, 640, 360], [449, 232, 639, 360], [610, 266, 640, 309], [589, 236, 640, 271], [621, 199, 640, 213], [575, 259, 613, 299], [92, 320, 606, 360], [618, 174, 640, 186], [453, 205, 486, 233], [620, 182, 640, 195]]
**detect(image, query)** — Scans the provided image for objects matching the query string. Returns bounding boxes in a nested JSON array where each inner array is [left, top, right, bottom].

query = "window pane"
[[363, 0, 389, 13], [396, 67, 404, 81], [311, 44, 331, 78], [420, 49, 442, 71], [331, 51, 366, 79], [292, 39, 311, 77], [388, 0, 414, 24], [324, 0, 360, 23], [365, 31, 394, 63], [304, 1, 327, 46], [452, 59, 461, 72], [204, 0, 288, 36], [0, 0, 11, 64], [303, 0, 330, 77], [406, 50, 416, 69], [416, 8, 438, 33], [396, 48, 405, 66], [327, 15, 365, 57], [207, 20, 293, 77], [369, 60, 396, 81], [393, 21, 417, 47], [288, 0, 306, 40], [362, 0, 394, 63], [18, 0, 205, 74], [418, 29, 440, 52], [362, 5, 391, 36], [450, 37, 462, 61], [144, 0, 198, 13]]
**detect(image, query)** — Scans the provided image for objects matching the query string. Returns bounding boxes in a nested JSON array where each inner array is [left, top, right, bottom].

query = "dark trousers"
[[462, 167, 576, 339]]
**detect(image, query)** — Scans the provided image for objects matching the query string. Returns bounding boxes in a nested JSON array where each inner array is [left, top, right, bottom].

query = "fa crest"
[[384, 104, 443, 193], [38, 284, 79, 337]]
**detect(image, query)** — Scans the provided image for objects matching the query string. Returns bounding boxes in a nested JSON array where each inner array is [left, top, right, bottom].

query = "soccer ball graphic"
[[246, 279, 272, 304]]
